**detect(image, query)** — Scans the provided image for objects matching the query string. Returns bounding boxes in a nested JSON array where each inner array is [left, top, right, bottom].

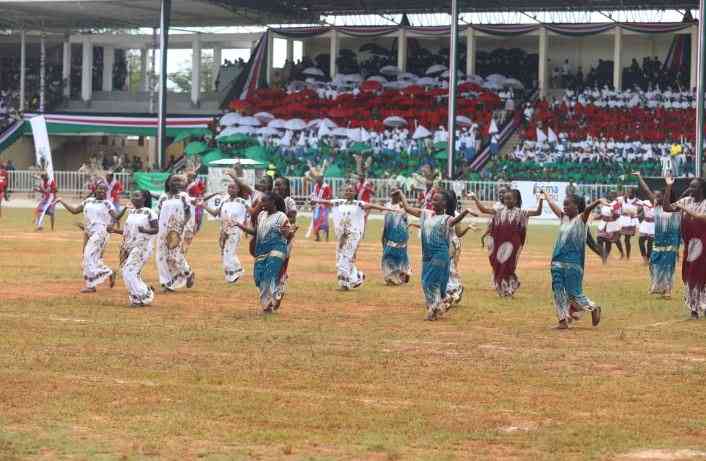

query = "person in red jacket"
[[35, 172, 57, 231]]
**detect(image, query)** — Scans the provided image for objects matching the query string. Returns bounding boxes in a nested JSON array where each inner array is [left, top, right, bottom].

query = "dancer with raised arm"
[[111, 190, 158, 306], [381, 191, 411, 286], [35, 172, 57, 231], [56, 183, 122, 293], [156, 175, 196, 292], [469, 189, 543, 297], [541, 191, 605, 330], [663, 176, 706, 318], [311, 183, 393, 290], [199, 180, 249, 283], [633, 172, 681, 298], [237, 192, 296, 313], [395, 189, 474, 320]]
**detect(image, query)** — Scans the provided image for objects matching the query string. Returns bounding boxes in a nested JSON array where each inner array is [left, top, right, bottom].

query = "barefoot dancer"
[[34, 172, 57, 231], [56, 183, 121, 293], [395, 189, 474, 320], [542, 191, 604, 330], [469, 189, 543, 297], [446, 217, 478, 306], [200, 180, 249, 283], [634, 173, 681, 298], [596, 191, 624, 262], [274, 176, 298, 288], [617, 188, 640, 260], [112, 190, 158, 306], [156, 175, 196, 292], [664, 176, 706, 318], [237, 192, 296, 313], [381, 191, 411, 286], [312, 183, 393, 290]]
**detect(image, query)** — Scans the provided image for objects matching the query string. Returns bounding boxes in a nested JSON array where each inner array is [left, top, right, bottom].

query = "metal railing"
[[7, 170, 132, 196], [6, 170, 619, 204]]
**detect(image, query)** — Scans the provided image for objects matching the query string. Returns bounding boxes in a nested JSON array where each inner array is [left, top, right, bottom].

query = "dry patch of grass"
[[1, 208, 706, 460]]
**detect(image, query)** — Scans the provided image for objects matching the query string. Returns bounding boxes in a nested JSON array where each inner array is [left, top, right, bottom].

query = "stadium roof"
[[0, 0, 699, 29]]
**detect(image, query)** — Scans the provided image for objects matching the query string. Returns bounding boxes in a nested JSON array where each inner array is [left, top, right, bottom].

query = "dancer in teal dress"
[[633, 172, 681, 298], [542, 191, 606, 329], [395, 189, 474, 320], [238, 192, 296, 313], [381, 193, 411, 285]]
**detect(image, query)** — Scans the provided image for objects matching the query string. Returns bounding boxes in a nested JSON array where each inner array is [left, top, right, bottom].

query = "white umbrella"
[[219, 112, 241, 126], [367, 75, 388, 83], [341, 73, 363, 83], [287, 81, 307, 92], [503, 78, 524, 89], [284, 118, 307, 131], [455, 115, 473, 126], [441, 69, 464, 78], [216, 127, 239, 138], [383, 116, 407, 128], [380, 65, 401, 76], [360, 127, 371, 143], [467, 74, 484, 84], [425, 64, 448, 75], [268, 119, 287, 129], [332, 127, 351, 137], [307, 118, 322, 128], [412, 125, 432, 139], [486, 73, 506, 82], [347, 128, 363, 142], [384, 80, 412, 90], [318, 123, 333, 137], [415, 77, 438, 86], [236, 116, 261, 127], [398, 72, 418, 81], [302, 67, 324, 77], [320, 117, 338, 129], [257, 126, 281, 137], [482, 81, 502, 90], [233, 126, 256, 135], [254, 112, 274, 123]]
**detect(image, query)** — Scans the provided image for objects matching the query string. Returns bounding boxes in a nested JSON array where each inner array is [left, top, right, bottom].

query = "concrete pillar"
[[538, 27, 548, 98], [329, 29, 339, 78], [19, 30, 26, 111], [397, 28, 407, 72], [692, 25, 698, 90], [286, 39, 294, 64], [213, 46, 222, 73], [191, 33, 201, 106], [62, 39, 71, 98], [613, 27, 623, 90], [465, 27, 476, 76], [81, 36, 93, 103], [266, 32, 273, 85], [102, 45, 114, 92], [39, 34, 46, 112], [140, 48, 148, 92]]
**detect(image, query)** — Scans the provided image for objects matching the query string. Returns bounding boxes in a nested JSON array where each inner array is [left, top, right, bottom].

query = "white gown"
[[120, 207, 157, 305], [156, 192, 193, 290], [331, 199, 366, 289], [82, 198, 115, 288], [219, 196, 249, 283]]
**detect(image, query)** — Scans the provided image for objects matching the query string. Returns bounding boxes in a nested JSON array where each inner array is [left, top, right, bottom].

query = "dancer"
[[56, 183, 120, 293], [664, 176, 706, 318], [446, 216, 478, 305], [381, 191, 411, 285], [200, 180, 249, 283], [237, 192, 296, 313], [542, 191, 604, 329], [596, 191, 623, 263], [311, 183, 393, 290], [633, 172, 680, 298], [111, 190, 158, 306], [156, 175, 195, 292], [34, 172, 57, 231], [274, 176, 298, 288], [186, 171, 207, 233], [617, 188, 640, 260], [469, 189, 544, 297], [309, 168, 331, 241], [395, 189, 474, 320], [633, 176, 656, 264]]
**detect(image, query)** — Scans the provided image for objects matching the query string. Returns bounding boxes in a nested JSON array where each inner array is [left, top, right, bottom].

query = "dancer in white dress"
[[200, 180, 249, 283], [112, 190, 158, 306], [618, 188, 640, 260], [311, 183, 393, 290], [156, 175, 196, 292], [56, 183, 121, 293]]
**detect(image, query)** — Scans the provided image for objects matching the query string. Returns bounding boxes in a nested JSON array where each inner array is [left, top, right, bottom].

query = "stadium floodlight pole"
[[697, 0, 706, 178], [446, 0, 459, 179], [157, 0, 171, 170]]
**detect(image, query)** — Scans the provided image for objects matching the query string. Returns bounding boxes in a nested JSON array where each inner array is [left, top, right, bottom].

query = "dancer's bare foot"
[[557, 319, 569, 329], [591, 306, 602, 326], [109, 273, 115, 288], [80, 287, 96, 293]]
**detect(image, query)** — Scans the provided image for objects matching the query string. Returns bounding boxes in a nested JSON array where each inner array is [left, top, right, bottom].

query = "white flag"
[[547, 127, 558, 143], [30, 115, 54, 180], [536, 128, 548, 144]]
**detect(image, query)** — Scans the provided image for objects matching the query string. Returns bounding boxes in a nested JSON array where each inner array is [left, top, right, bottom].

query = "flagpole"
[[446, 0, 459, 179]]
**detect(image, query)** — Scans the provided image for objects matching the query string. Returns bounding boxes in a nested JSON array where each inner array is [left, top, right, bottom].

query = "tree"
[[167, 54, 215, 94]]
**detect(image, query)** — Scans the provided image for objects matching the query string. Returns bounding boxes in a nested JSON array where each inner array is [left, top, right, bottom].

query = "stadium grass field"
[[2, 207, 706, 461]]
